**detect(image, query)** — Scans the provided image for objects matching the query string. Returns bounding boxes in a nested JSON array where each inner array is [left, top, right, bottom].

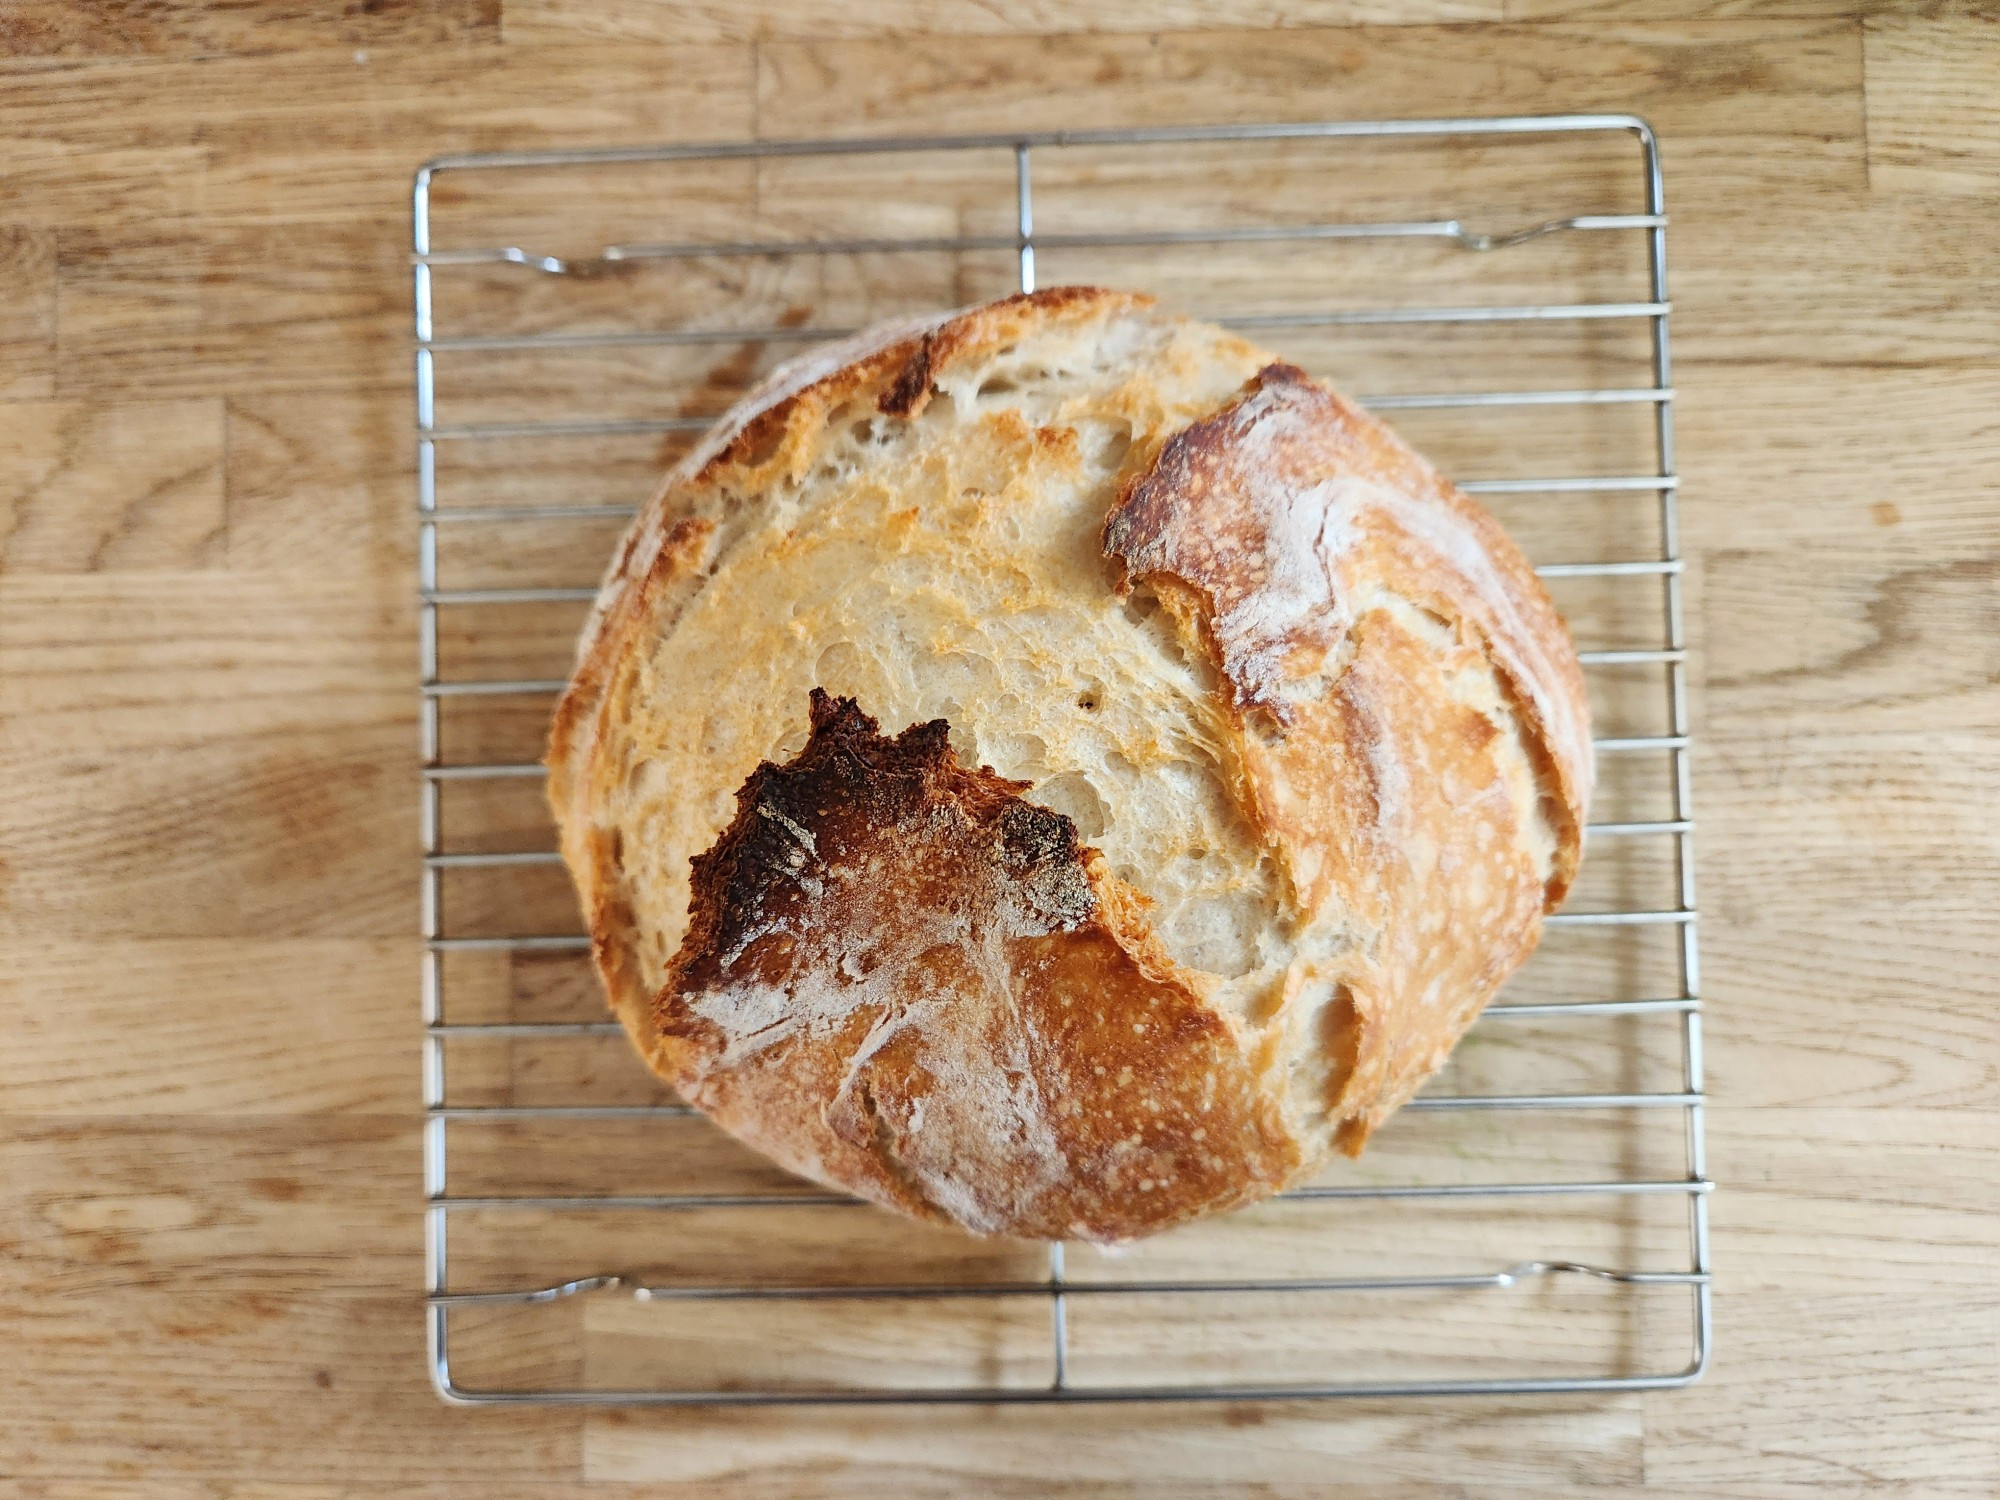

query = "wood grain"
[[1, 7, 1996, 1493], [583, 1396, 1646, 1488], [1703, 913, 2000, 1109], [1504, 0, 1889, 16], [0, 1290, 579, 1482], [4, 1484, 1991, 1500], [0, 1115, 416, 1292], [0, 572, 409, 775], [1669, 193, 2000, 372], [224, 390, 413, 573], [0, 0, 500, 61], [1675, 366, 2000, 547], [1647, 1291, 2000, 1488], [504, 0, 1505, 45], [0, 228, 55, 399], [1864, 11, 2000, 196], [0, 942, 413, 1115], [756, 21, 1867, 197], [0, 42, 754, 228], [0, 400, 226, 571], [1701, 544, 2000, 736], [1699, 1108, 2000, 1291], [0, 731, 414, 939]]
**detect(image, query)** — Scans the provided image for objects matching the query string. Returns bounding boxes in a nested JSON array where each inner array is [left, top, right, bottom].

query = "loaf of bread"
[[547, 287, 1591, 1244]]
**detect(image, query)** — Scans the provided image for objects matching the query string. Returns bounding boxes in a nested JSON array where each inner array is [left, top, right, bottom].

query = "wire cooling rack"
[[414, 116, 1709, 1405]]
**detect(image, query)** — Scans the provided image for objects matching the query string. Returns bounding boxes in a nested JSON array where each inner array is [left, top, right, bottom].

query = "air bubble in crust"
[[1034, 771, 1110, 840], [814, 640, 866, 690]]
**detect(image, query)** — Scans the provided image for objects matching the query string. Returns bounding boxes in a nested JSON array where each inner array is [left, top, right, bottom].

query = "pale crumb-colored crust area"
[[662, 690, 1298, 1243], [547, 288, 1592, 1240]]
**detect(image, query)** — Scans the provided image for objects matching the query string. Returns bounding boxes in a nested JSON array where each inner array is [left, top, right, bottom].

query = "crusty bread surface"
[[547, 287, 1592, 1243]]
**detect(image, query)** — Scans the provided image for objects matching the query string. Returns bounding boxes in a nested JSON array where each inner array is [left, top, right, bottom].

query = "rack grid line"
[[415, 114, 1708, 1406]]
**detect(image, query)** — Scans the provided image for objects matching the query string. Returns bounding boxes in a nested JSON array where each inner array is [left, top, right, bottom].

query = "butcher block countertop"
[[3, 2, 1997, 1494]]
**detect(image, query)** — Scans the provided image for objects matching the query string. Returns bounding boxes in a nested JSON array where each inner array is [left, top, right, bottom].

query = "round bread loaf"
[[548, 287, 1592, 1244]]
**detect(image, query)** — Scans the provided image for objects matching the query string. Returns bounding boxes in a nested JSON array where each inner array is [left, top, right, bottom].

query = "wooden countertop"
[[3, 3, 1997, 1493]]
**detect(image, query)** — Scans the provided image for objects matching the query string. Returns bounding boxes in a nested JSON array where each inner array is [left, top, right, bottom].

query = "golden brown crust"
[[547, 513, 720, 1074], [548, 290, 1592, 1239], [658, 690, 1297, 1242], [1104, 363, 1592, 1150]]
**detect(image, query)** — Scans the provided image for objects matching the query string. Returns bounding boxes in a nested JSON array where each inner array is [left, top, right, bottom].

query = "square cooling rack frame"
[[414, 114, 1711, 1406]]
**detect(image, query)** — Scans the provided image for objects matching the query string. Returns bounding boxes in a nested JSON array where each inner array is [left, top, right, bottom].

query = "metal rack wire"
[[414, 115, 1709, 1405]]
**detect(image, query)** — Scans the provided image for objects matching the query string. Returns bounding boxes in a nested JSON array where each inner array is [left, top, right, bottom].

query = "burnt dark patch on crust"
[[671, 689, 1097, 1001], [996, 800, 1094, 928], [655, 686, 1295, 1242], [877, 332, 940, 418]]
